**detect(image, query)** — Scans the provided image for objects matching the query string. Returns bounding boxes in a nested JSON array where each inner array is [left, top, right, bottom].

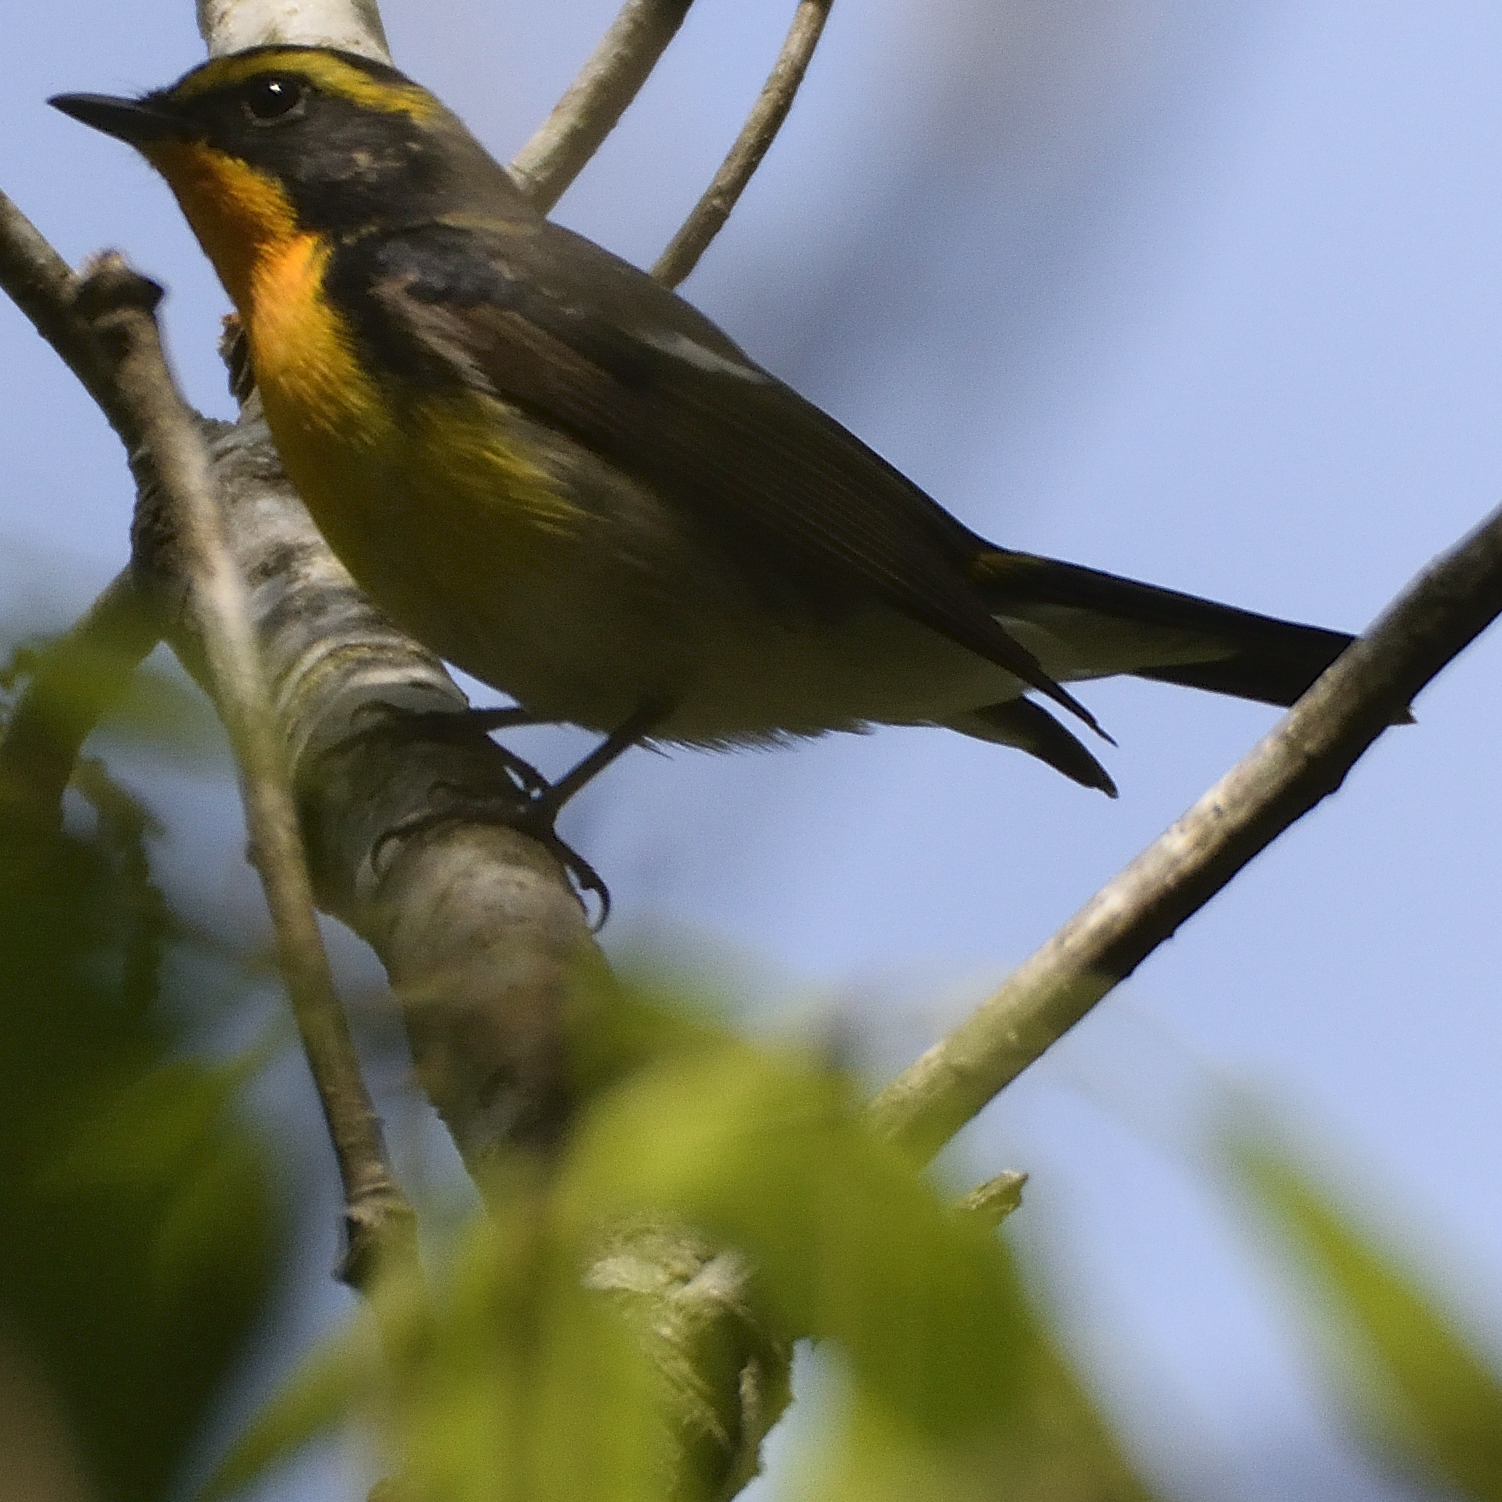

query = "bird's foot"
[[371, 785, 612, 929], [329, 700, 551, 796]]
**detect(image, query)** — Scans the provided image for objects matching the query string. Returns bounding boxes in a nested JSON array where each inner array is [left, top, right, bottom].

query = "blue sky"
[[6, 2, 1502, 1497]]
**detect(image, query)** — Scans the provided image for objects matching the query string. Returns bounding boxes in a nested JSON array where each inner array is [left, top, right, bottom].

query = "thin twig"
[[71, 254, 416, 1290], [0, 174, 412, 1279], [652, 0, 834, 287], [0, 570, 158, 831], [0, 193, 166, 819], [955, 1171, 1027, 1230], [509, 0, 697, 212], [867, 504, 1502, 1163]]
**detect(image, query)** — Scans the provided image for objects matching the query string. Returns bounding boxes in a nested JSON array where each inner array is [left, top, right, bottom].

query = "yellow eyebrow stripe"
[[170, 50, 438, 120]]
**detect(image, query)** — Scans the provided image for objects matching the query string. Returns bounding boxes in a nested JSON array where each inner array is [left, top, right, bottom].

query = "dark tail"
[[972, 548, 1357, 708]]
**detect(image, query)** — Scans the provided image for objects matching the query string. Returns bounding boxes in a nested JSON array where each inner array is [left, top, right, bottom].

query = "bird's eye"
[[241, 76, 306, 124]]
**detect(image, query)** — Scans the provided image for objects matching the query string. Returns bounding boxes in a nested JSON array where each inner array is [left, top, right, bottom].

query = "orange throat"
[[145, 140, 385, 469], [144, 141, 301, 310]]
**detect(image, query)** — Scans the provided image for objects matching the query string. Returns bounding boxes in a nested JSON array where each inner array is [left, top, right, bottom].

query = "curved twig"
[[652, 0, 834, 287], [0, 189, 142, 447], [510, 0, 697, 212], [72, 255, 416, 1290], [0, 183, 415, 1286], [0, 193, 167, 824], [867, 504, 1502, 1163]]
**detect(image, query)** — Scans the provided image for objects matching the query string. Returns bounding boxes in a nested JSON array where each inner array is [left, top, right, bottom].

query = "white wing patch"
[[634, 327, 772, 381]]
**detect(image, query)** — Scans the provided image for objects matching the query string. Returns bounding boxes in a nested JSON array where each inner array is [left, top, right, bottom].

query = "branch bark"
[[867, 504, 1502, 1162], [198, 0, 392, 60], [508, 0, 697, 212], [179, 5, 788, 1489], [186, 382, 783, 1502], [71, 255, 416, 1290], [172, 394, 602, 1165]]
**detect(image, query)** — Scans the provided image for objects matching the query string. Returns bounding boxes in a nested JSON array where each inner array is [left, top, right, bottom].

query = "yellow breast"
[[248, 233, 390, 446]]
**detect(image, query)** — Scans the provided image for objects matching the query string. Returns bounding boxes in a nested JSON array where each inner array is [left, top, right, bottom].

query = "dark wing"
[[336, 218, 1102, 733]]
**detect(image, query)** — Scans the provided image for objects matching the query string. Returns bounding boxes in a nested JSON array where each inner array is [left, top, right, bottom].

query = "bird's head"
[[51, 47, 527, 305]]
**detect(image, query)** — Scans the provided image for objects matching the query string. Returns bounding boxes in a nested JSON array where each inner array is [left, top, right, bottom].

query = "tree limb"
[[176, 394, 602, 1166], [653, 0, 834, 287], [0, 189, 142, 451], [187, 359, 779, 1502], [867, 504, 1502, 1163], [71, 254, 416, 1290], [509, 0, 698, 212], [198, 0, 392, 60], [12, 0, 809, 1483]]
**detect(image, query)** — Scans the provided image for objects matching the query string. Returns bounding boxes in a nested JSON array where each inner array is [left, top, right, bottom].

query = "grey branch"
[[0, 192, 167, 830], [198, 0, 392, 59], [192, 393, 779, 1502], [11, 0, 787, 1479], [71, 254, 415, 1291], [868, 504, 1502, 1163], [188, 396, 601, 1165], [0, 188, 144, 447], [653, 0, 834, 287], [509, 0, 697, 212]]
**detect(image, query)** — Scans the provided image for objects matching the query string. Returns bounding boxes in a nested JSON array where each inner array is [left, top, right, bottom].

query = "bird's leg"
[[368, 779, 614, 929], [328, 700, 666, 929], [347, 700, 614, 925], [460, 706, 553, 792], [523, 699, 670, 826], [465, 705, 540, 734]]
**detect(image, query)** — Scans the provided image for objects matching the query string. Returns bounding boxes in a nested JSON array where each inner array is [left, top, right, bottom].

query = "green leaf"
[[0, 788, 287, 1501], [557, 1037, 1029, 1441], [2, 627, 226, 772], [200, 1322, 372, 1501], [1226, 1129, 1502, 1499], [209, 1191, 669, 1502], [208, 994, 1161, 1502]]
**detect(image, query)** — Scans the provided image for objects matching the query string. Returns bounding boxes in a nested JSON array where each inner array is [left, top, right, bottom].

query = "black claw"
[[552, 838, 612, 930], [323, 699, 616, 925], [369, 794, 611, 928], [322, 701, 550, 795], [510, 794, 613, 928]]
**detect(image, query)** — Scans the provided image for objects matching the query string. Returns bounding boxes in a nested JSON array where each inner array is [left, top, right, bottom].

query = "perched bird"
[[54, 48, 1358, 808]]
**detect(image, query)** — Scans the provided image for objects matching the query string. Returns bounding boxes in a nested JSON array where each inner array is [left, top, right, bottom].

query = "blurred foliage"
[[0, 709, 286, 1502], [15, 632, 1502, 1502], [1225, 1128, 1502, 1500], [212, 1010, 1156, 1501], [1, 626, 228, 774]]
